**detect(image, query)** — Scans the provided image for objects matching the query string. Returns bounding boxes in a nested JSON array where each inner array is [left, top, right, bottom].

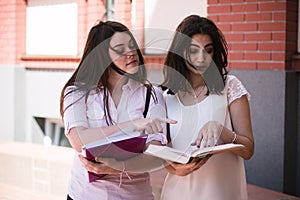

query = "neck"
[[188, 73, 205, 89], [108, 70, 128, 92]]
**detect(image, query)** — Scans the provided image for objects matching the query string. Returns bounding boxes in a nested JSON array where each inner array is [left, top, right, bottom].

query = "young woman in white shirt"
[[60, 20, 175, 200]]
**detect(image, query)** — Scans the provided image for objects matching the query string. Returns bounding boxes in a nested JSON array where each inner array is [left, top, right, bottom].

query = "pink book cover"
[[82, 134, 148, 182]]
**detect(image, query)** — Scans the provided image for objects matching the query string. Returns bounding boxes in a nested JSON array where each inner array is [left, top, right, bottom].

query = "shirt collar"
[[122, 78, 143, 91]]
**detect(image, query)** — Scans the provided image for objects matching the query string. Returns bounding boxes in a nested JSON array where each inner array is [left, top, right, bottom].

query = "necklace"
[[192, 85, 206, 98]]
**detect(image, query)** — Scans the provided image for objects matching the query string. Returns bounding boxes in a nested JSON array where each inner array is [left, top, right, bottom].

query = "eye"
[[129, 41, 137, 50], [205, 47, 214, 54], [111, 46, 126, 55], [189, 47, 199, 54]]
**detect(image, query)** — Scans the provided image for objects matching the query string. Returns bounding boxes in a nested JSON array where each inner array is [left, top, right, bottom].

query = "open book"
[[82, 132, 148, 182], [144, 143, 244, 164]]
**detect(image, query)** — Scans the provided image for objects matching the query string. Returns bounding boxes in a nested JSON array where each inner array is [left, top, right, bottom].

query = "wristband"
[[231, 131, 237, 143]]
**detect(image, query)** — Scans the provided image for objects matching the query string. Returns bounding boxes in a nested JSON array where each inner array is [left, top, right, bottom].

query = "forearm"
[[220, 127, 254, 160], [67, 121, 136, 152]]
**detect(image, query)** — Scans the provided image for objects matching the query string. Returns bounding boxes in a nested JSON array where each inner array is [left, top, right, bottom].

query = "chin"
[[127, 67, 139, 74]]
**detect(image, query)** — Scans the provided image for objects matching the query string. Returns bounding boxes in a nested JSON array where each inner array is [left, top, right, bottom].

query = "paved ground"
[[0, 182, 299, 200], [0, 183, 63, 200], [247, 184, 300, 200]]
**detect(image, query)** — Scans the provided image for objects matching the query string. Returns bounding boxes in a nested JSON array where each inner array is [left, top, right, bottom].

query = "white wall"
[[0, 66, 72, 143], [25, 70, 72, 142], [0, 66, 25, 141]]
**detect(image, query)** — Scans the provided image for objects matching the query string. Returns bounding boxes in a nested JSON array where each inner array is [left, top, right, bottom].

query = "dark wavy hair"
[[60, 21, 147, 125], [162, 15, 228, 95]]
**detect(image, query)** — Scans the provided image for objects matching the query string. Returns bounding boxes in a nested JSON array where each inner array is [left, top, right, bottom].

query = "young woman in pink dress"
[[160, 15, 254, 200]]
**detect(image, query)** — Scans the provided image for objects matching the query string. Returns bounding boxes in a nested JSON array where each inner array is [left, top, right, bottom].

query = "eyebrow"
[[111, 43, 124, 49], [190, 43, 213, 48]]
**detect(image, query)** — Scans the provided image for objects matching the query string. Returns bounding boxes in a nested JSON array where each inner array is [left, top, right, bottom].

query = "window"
[[26, 0, 78, 55], [144, 0, 207, 54], [106, 0, 115, 20]]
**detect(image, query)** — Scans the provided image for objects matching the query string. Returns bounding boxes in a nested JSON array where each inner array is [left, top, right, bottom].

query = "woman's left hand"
[[164, 155, 211, 176], [78, 155, 121, 174]]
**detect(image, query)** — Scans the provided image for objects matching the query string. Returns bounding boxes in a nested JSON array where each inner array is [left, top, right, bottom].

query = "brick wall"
[[1, 0, 298, 71], [0, 0, 26, 65], [115, 0, 132, 29], [208, 0, 298, 71]]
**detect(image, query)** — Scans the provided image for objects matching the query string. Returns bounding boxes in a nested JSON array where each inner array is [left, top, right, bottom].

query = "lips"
[[126, 60, 137, 66]]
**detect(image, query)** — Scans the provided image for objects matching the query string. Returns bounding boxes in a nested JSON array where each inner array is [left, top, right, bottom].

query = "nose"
[[125, 49, 136, 58], [198, 50, 206, 63]]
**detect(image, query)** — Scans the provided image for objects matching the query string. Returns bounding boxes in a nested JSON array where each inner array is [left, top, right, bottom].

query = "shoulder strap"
[[143, 85, 152, 118]]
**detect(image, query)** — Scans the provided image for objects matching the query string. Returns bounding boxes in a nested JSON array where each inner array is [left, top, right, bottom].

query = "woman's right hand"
[[192, 121, 223, 148], [132, 117, 177, 134], [78, 155, 121, 175], [164, 155, 211, 176]]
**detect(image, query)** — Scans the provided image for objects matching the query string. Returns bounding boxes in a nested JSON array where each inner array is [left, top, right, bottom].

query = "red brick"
[[208, 5, 231, 14], [219, 0, 244, 3], [286, 22, 298, 32], [272, 32, 286, 41], [258, 42, 285, 51], [259, 2, 286, 12], [228, 52, 244, 60], [245, 0, 269, 2], [246, 13, 272, 21], [286, 11, 298, 22], [271, 52, 286, 61], [208, 15, 219, 22], [230, 61, 257, 70], [232, 4, 258, 13], [244, 52, 271, 60], [224, 33, 244, 41], [219, 14, 244, 22], [231, 43, 257, 51], [273, 11, 286, 21], [258, 22, 286, 31], [286, 31, 297, 42], [286, 1, 298, 12], [286, 42, 297, 52], [208, 0, 219, 4], [292, 58, 300, 71], [257, 62, 285, 70], [245, 33, 271, 41], [232, 23, 257, 32], [215, 24, 231, 32]]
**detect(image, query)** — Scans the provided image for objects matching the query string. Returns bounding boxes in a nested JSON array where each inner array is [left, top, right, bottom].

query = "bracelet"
[[231, 131, 237, 143]]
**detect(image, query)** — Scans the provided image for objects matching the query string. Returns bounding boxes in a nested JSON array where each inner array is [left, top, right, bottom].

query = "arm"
[[79, 140, 167, 174], [193, 95, 254, 160], [67, 117, 176, 152], [220, 95, 254, 160]]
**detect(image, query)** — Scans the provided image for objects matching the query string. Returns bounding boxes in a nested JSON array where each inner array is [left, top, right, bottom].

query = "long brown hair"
[[60, 21, 147, 125], [162, 15, 228, 95]]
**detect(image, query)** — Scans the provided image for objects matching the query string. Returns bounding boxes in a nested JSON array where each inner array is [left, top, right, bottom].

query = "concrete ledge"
[[0, 183, 61, 200], [0, 140, 74, 198], [247, 184, 300, 200], [0, 141, 299, 200]]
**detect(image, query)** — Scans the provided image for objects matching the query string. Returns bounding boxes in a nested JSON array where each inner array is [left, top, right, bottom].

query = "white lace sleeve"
[[226, 75, 250, 105]]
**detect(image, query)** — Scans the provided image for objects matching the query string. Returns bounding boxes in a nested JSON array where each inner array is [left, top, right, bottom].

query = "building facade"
[[0, 0, 299, 197]]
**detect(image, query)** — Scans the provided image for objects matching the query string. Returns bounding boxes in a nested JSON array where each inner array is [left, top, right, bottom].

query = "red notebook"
[[82, 133, 148, 182]]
